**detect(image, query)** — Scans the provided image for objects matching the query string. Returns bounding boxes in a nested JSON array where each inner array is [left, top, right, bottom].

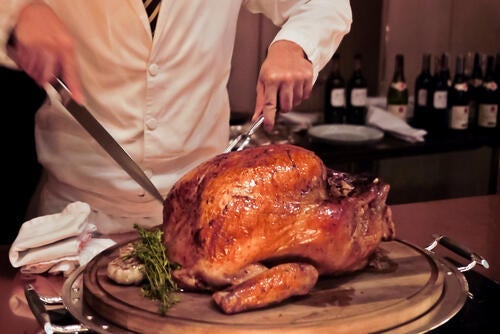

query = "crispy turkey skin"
[[162, 144, 395, 314]]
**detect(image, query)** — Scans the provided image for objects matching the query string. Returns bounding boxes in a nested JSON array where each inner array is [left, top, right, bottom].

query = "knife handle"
[[426, 234, 489, 272], [24, 284, 53, 333]]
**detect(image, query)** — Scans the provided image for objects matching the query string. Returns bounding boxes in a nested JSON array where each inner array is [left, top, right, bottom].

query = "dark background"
[[1, 66, 45, 244]]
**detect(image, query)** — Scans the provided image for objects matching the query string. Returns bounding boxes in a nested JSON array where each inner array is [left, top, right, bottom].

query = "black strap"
[[143, 0, 161, 35]]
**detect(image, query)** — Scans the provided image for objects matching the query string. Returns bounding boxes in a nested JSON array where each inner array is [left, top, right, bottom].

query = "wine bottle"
[[387, 54, 409, 121], [430, 54, 449, 131], [448, 55, 469, 131], [477, 55, 499, 130], [441, 53, 452, 89], [324, 53, 346, 124], [494, 53, 500, 85], [495, 53, 500, 126], [464, 52, 474, 83], [468, 52, 484, 129], [346, 54, 368, 125], [414, 53, 433, 128]]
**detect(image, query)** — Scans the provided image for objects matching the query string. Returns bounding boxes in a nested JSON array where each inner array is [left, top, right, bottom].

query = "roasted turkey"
[[162, 144, 395, 314]]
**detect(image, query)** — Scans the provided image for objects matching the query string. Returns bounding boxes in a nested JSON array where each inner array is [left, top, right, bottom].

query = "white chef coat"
[[0, 0, 351, 234]]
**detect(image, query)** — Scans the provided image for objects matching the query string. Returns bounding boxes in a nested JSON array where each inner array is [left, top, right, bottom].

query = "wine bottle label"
[[472, 79, 483, 87], [417, 89, 427, 106], [478, 104, 498, 127], [454, 83, 468, 91], [387, 104, 408, 119], [483, 81, 498, 91], [351, 88, 367, 107], [449, 106, 469, 129], [433, 91, 448, 109], [330, 88, 346, 107], [390, 81, 407, 92]]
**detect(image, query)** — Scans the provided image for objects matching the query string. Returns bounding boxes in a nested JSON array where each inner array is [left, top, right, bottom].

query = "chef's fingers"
[[291, 67, 313, 107], [21, 51, 56, 87], [10, 2, 84, 103], [48, 29, 85, 104], [302, 73, 313, 101], [39, 56, 58, 87], [279, 81, 294, 112], [60, 51, 84, 104], [254, 80, 279, 132], [252, 81, 265, 122], [16, 52, 37, 81], [292, 81, 304, 107], [9, 46, 54, 88], [281, 73, 313, 110], [262, 82, 279, 132], [18, 48, 84, 105]]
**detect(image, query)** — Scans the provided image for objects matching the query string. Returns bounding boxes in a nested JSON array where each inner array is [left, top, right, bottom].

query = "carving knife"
[[52, 79, 164, 203]]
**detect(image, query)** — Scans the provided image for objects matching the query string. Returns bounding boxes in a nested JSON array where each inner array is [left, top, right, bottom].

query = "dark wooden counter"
[[392, 194, 500, 283], [292, 126, 500, 201], [299, 128, 499, 165]]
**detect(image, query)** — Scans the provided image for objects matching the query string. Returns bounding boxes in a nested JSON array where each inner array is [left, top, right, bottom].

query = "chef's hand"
[[7, 2, 84, 104], [252, 40, 313, 132]]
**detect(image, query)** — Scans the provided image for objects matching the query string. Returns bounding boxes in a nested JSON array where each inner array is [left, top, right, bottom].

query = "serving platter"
[[307, 124, 384, 145], [62, 239, 468, 333]]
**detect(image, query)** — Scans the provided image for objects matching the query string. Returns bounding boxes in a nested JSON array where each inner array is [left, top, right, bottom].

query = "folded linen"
[[9, 201, 115, 275], [366, 105, 427, 143], [279, 110, 321, 130]]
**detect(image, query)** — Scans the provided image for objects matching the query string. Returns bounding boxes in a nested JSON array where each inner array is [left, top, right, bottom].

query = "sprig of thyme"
[[132, 224, 180, 315]]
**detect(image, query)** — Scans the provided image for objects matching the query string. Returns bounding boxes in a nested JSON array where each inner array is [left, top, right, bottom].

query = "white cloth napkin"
[[366, 105, 427, 143], [279, 110, 321, 131], [9, 201, 115, 275]]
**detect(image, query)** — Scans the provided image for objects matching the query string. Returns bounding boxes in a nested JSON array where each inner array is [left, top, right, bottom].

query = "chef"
[[0, 0, 352, 234]]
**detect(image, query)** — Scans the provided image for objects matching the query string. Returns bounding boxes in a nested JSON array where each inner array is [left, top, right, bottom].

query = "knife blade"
[[52, 79, 164, 203]]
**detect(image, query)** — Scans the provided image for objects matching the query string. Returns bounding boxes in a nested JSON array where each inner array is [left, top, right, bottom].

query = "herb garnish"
[[132, 224, 180, 315]]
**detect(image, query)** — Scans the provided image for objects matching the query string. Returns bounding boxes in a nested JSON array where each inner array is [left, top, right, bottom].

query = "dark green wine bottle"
[[431, 54, 449, 131], [448, 55, 469, 130], [346, 54, 368, 125], [387, 54, 408, 121], [414, 53, 433, 128], [441, 53, 452, 89], [494, 53, 500, 85], [477, 55, 499, 130], [468, 53, 484, 129], [324, 53, 346, 124]]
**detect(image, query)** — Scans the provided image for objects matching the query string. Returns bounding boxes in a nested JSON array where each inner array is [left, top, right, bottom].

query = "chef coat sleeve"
[[0, 0, 35, 68], [243, 0, 352, 82]]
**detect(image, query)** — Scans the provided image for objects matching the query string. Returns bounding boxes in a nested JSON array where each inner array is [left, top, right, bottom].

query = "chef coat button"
[[148, 63, 159, 76], [145, 117, 158, 130]]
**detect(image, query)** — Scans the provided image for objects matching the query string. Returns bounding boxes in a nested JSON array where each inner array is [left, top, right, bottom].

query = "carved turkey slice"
[[162, 144, 395, 314]]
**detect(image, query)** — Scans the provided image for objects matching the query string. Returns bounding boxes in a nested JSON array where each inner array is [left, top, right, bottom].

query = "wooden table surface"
[[0, 195, 498, 333], [391, 194, 499, 283]]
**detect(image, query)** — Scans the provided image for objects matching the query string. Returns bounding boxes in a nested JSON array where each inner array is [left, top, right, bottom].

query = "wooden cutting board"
[[83, 240, 446, 333]]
